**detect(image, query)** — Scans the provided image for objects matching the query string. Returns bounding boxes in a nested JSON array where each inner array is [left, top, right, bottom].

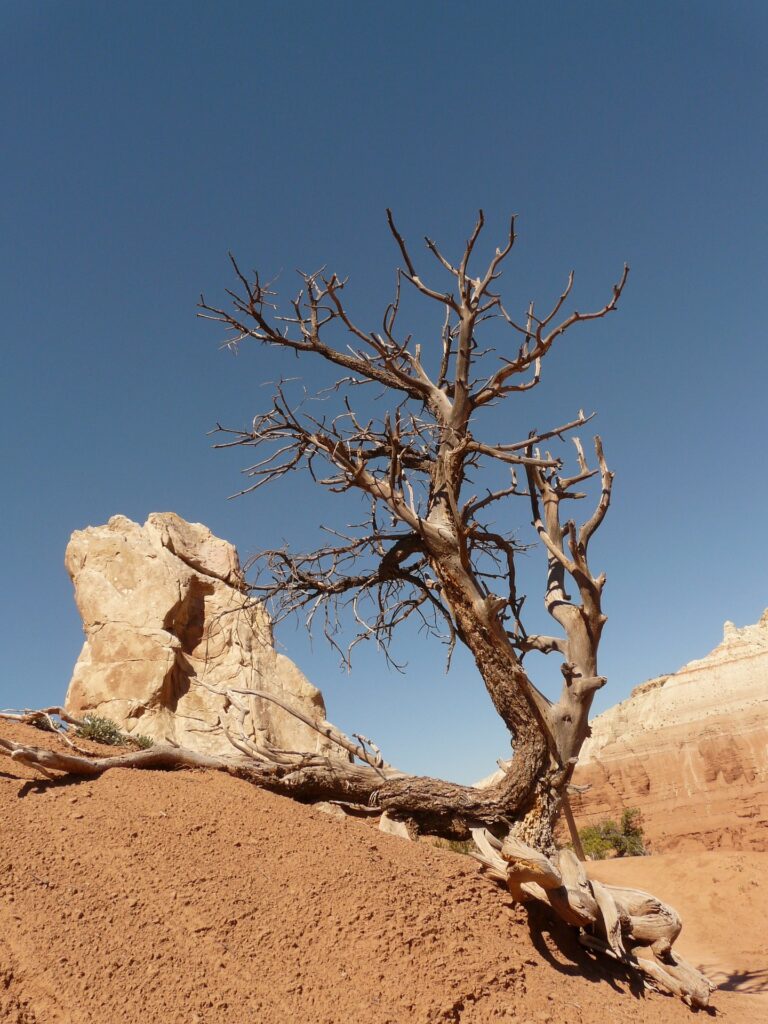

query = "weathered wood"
[[501, 835, 564, 889], [590, 880, 627, 958], [0, 728, 539, 837], [581, 935, 713, 1010], [560, 794, 586, 861], [0, 736, 229, 777], [378, 812, 412, 840], [471, 828, 713, 1010]]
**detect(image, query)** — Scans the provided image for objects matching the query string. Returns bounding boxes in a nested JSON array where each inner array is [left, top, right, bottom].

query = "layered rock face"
[[570, 611, 768, 852], [65, 513, 332, 757]]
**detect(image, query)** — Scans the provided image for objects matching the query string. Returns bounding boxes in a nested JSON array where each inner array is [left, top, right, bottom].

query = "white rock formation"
[[570, 610, 768, 851], [64, 513, 332, 757]]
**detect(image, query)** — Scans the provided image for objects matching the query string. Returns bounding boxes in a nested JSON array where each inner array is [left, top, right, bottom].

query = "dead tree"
[[0, 214, 630, 839], [194, 209, 628, 849], [5, 213, 620, 843], [0, 213, 716, 1006]]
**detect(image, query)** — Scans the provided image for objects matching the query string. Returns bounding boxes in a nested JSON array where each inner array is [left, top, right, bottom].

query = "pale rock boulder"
[[65, 513, 333, 757], [569, 610, 768, 852]]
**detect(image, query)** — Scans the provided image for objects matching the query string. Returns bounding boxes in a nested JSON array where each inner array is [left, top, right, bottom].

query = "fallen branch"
[[0, 735, 228, 778], [0, 706, 86, 730], [0, 707, 544, 836]]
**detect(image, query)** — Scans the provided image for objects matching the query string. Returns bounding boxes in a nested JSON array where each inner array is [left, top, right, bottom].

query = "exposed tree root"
[[0, 734, 227, 776], [471, 829, 715, 1009], [0, 705, 539, 837]]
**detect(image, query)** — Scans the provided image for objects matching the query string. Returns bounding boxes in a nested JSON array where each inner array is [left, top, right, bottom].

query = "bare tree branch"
[[199, 211, 628, 849]]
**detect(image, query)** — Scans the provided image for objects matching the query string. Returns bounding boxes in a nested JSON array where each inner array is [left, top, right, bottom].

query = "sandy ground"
[[0, 720, 762, 1024], [588, 853, 768, 1024]]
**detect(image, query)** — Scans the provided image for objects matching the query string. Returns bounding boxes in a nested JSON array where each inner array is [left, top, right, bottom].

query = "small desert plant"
[[29, 714, 57, 732], [579, 808, 647, 860], [431, 837, 474, 856], [76, 714, 125, 746], [131, 733, 154, 750]]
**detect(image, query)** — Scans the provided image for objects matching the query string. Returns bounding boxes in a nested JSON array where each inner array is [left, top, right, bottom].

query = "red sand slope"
[[0, 721, 758, 1023]]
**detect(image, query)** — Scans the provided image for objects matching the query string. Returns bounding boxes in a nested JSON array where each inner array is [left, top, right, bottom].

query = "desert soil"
[[588, 852, 768, 1023], [0, 720, 763, 1024]]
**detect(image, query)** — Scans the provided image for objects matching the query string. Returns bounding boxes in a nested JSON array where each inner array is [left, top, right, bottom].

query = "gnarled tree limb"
[[471, 829, 714, 1009]]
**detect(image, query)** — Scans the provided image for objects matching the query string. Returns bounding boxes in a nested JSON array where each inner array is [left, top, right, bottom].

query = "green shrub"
[[579, 807, 647, 860], [76, 715, 154, 749], [76, 714, 125, 746]]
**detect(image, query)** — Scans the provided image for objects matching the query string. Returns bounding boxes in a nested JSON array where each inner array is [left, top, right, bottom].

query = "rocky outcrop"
[[569, 611, 768, 852], [64, 513, 333, 757]]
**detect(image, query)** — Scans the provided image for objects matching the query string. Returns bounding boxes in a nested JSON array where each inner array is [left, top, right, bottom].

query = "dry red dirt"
[[0, 721, 760, 1023], [588, 853, 768, 1024]]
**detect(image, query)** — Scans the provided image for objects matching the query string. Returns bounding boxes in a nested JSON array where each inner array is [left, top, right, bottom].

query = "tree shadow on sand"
[[523, 903, 722, 1013], [700, 965, 768, 995], [523, 903, 644, 999], [16, 774, 91, 798]]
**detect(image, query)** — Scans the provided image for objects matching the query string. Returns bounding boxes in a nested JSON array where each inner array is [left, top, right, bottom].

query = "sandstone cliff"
[[65, 513, 332, 757], [570, 611, 768, 851]]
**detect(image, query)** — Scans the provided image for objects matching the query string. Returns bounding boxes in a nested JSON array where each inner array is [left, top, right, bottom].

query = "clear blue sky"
[[2, 1, 766, 783]]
